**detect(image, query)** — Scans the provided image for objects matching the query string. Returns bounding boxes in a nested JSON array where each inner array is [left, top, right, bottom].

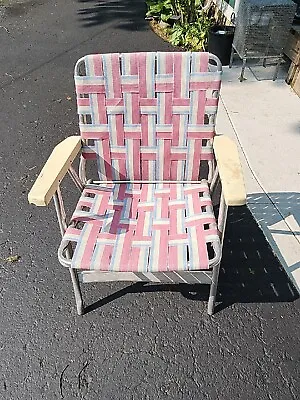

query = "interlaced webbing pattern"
[[63, 182, 220, 271], [75, 52, 221, 181], [63, 52, 222, 272]]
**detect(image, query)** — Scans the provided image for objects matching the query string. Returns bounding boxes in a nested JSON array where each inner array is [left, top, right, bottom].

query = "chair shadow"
[[247, 191, 300, 281], [215, 204, 299, 311], [84, 205, 299, 314], [77, 0, 148, 30], [248, 192, 300, 229]]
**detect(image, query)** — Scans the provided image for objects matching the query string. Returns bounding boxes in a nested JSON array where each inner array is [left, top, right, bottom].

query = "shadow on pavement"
[[77, 0, 148, 30], [85, 205, 298, 314], [216, 205, 299, 311], [248, 191, 300, 285], [248, 192, 300, 230]]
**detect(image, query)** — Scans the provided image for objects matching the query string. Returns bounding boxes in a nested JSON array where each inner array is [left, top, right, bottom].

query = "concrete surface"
[[216, 60, 300, 292], [0, 1, 299, 399]]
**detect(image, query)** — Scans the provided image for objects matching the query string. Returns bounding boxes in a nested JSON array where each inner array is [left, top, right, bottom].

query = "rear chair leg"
[[273, 59, 281, 81], [239, 58, 247, 82], [263, 57, 267, 68], [69, 268, 84, 315], [208, 262, 221, 315], [229, 46, 234, 68]]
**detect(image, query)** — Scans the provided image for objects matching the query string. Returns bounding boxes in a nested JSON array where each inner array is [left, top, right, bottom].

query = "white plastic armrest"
[[28, 136, 82, 206], [213, 135, 246, 206]]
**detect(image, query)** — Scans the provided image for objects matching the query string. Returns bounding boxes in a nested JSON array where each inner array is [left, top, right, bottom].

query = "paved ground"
[[217, 64, 300, 291], [0, 1, 299, 399]]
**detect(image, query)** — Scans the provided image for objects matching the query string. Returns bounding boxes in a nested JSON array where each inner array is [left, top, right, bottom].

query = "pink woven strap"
[[63, 182, 220, 272], [75, 52, 221, 181]]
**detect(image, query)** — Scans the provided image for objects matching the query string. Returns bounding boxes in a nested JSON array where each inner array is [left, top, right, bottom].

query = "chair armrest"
[[28, 136, 82, 206], [213, 135, 246, 206]]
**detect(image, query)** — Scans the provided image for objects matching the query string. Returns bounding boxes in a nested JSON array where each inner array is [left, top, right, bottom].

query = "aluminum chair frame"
[[28, 52, 246, 316]]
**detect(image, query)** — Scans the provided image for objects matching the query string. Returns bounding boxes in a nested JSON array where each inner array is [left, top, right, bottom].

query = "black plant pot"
[[208, 25, 235, 66]]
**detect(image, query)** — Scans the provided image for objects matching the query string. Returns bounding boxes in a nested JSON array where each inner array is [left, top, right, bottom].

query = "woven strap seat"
[[62, 181, 220, 272]]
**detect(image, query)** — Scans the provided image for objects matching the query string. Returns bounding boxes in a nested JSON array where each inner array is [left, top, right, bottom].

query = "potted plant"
[[207, 0, 235, 65], [145, 0, 235, 59]]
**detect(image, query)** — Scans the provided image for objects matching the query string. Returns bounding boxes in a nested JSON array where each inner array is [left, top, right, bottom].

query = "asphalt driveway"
[[0, 1, 299, 399]]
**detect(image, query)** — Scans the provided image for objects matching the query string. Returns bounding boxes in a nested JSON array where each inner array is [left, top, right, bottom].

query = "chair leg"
[[239, 58, 247, 82], [263, 57, 267, 68], [207, 262, 221, 315], [69, 268, 84, 315], [229, 46, 234, 68], [273, 59, 281, 81], [53, 191, 85, 315]]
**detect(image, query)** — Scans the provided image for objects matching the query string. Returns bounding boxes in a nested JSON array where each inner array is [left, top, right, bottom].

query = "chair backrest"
[[74, 52, 222, 182]]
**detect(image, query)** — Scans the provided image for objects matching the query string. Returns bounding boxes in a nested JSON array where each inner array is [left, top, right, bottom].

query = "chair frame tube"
[[53, 186, 84, 315], [51, 53, 227, 315], [208, 193, 228, 315], [53, 164, 228, 315]]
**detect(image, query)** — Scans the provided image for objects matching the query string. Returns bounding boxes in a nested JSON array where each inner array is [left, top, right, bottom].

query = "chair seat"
[[61, 181, 221, 272]]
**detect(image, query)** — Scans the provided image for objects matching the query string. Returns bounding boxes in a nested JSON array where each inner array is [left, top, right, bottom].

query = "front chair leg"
[[53, 192, 84, 315], [207, 262, 221, 315], [69, 268, 84, 315]]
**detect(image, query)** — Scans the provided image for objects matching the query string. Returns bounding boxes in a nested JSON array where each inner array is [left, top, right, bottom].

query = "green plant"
[[146, 0, 175, 22], [169, 10, 211, 50], [146, 0, 205, 24], [174, 0, 201, 24], [146, 0, 212, 51]]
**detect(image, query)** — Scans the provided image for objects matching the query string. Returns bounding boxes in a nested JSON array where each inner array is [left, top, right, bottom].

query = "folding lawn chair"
[[28, 52, 246, 315]]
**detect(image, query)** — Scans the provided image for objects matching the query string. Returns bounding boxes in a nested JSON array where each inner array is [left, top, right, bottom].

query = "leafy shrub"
[[146, 0, 175, 22], [146, 0, 205, 24], [146, 0, 211, 51], [169, 12, 211, 50]]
